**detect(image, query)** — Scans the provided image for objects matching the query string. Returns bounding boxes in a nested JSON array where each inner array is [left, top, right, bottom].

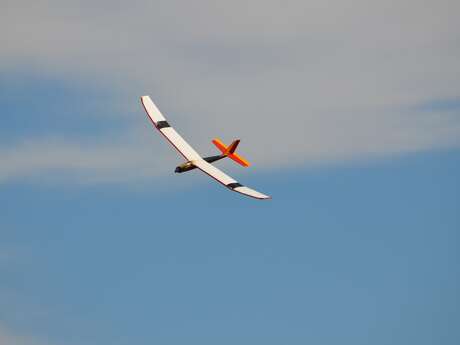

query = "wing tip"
[[140, 95, 149, 108], [140, 95, 153, 106], [258, 195, 272, 200], [232, 185, 271, 200], [250, 194, 272, 200]]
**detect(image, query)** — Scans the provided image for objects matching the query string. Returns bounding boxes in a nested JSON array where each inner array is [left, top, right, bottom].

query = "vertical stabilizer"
[[225, 139, 240, 154]]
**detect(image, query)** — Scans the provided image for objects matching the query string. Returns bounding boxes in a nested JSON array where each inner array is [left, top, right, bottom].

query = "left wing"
[[141, 95, 271, 200]]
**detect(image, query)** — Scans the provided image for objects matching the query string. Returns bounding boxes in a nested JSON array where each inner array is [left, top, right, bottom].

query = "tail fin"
[[225, 139, 240, 154], [212, 138, 251, 167]]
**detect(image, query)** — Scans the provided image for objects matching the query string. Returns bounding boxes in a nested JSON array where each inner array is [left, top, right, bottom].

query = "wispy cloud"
[[1, 106, 458, 184], [0, 129, 178, 184], [1, 0, 459, 183]]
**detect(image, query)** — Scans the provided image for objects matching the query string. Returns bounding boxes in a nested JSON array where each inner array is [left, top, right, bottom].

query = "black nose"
[[175, 167, 180, 173]]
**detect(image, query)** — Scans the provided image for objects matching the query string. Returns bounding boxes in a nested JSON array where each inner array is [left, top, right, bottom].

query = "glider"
[[141, 96, 271, 200]]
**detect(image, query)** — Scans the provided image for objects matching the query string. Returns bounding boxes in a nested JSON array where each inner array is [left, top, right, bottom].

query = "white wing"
[[192, 159, 271, 200], [141, 95, 201, 161], [141, 95, 271, 200]]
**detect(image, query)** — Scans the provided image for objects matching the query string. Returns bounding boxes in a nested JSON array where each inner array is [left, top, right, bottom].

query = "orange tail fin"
[[225, 139, 240, 154], [212, 138, 251, 167]]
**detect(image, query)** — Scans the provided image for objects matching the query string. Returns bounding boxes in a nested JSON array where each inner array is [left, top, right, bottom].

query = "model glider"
[[141, 96, 270, 200]]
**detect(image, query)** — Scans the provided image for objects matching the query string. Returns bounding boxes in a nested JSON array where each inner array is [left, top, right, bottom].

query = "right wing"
[[141, 95, 202, 161], [192, 159, 271, 200]]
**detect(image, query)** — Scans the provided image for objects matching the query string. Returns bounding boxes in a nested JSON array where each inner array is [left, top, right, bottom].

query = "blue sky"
[[1, 135, 459, 345], [1, 78, 459, 344], [1, 1, 460, 344]]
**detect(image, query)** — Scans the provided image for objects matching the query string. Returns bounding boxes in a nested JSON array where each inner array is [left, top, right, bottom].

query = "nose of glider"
[[174, 166, 181, 173]]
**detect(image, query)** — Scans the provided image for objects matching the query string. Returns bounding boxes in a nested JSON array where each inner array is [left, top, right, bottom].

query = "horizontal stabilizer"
[[212, 138, 251, 167]]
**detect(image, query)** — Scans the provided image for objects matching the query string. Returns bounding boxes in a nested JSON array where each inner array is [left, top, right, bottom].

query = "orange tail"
[[212, 138, 251, 167], [225, 139, 240, 154]]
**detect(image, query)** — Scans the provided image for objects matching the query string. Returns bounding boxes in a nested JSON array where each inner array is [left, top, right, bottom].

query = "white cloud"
[[1, 0, 459, 183], [0, 129, 176, 184]]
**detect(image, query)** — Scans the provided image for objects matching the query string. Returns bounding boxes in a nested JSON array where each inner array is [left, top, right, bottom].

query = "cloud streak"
[[0, 130, 174, 184]]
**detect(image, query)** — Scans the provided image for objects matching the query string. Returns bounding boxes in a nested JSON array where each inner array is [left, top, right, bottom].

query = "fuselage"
[[174, 154, 225, 173]]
